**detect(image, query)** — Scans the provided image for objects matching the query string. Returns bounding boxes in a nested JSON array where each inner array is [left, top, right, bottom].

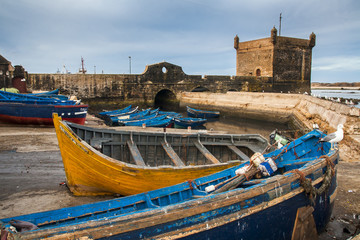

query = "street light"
[[0, 70, 5, 91], [129, 56, 131, 74]]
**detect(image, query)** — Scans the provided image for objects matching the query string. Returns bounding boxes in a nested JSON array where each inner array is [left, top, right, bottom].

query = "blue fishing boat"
[[174, 117, 207, 128], [0, 90, 88, 125], [107, 109, 151, 126], [0, 90, 78, 105], [28, 89, 70, 101], [98, 105, 138, 118], [123, 115, 172, 127], [187, 106, 220, 118], [117, 112, 160, 126], [0, 129, 338, 239], [159, 110, 183, 118]]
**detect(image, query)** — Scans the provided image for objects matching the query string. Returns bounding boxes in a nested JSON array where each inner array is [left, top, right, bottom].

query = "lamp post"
[[129, 56, 131, 74], [0, 70, 5, 91]]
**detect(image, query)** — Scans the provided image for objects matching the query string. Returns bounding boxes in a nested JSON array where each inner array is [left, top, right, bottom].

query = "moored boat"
[[98, 105, 137, 118], [0, 128, 339, 239], [174, 117, 207, 128], [0, 91, 88, 125], [52, 113, 268, 196], [28, 89, 70, 101], [187, 106, 220, 118]]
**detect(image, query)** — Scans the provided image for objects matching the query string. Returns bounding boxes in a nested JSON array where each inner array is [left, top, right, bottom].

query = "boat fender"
[[250, 152, 265, 167], [259, 158, 278, 176], [205, 185, 216, 193]]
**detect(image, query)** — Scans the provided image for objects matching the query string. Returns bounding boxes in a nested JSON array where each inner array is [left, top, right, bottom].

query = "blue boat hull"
[[102, 178, 335, 240], [0, 102, 88, 125], [187, 106, 220, 118]]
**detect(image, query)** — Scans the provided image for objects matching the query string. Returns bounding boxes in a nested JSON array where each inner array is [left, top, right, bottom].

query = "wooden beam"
[[227, 145, 250, 161], [126, 140, 146, 166], [161, 141, 185, 167], [193, 140, 221, 164]]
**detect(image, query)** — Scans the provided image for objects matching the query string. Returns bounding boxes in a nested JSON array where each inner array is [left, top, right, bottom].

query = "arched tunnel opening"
[[154, 89, 179, 111], [191, 86, 210, 92]]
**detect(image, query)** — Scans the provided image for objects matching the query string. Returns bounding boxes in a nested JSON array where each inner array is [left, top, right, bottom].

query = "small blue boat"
[[159, 111, 182, 118], [108, 109, 152, 126], [174, 117, 207, 128], [0, 129, 339, 239], [123, 115, 172, 127], [28, 89, 70, 101], [187, 106, 220, 118], [98, 105, 137, 117], [117, 112, 160, 126]]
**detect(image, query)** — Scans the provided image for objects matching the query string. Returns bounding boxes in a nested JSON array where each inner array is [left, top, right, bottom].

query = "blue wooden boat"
[[0, 101, 88, 125], [159, 110, 183, 118], [174, 117, 207, 128], [98, 105, 137, 117], [0, 129, 338, 239], [28, 89, 70, 101], [0, 90, 78, 105], [123, 115, 172, 127], [0, 90, 88, 125], [117, 112, 160, 126], [107, 109, 151, 126], [187, 106, 220, 118]]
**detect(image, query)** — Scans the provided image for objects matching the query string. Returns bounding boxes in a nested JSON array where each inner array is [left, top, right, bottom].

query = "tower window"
[[256, 69, 261, 77]]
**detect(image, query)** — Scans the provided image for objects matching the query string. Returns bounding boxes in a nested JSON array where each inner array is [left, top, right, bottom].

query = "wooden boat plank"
[[161, 141, 185, 167], [227, 145, 250, 161], [126, 140, 146, 166], [193, 140, 221, 164]]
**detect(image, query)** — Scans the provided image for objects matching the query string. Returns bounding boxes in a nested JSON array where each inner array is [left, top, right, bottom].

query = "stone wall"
[[180, 91, 360, 161]]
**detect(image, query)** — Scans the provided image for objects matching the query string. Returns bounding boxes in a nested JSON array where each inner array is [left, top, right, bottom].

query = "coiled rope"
[[290, 155, 335, 205]]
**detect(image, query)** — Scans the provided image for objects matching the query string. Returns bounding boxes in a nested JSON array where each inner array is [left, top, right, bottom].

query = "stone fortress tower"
[[234, 27, 316, 93]]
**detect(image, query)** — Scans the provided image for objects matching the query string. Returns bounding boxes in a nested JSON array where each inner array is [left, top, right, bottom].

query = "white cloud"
[[313, 56, 360, 71]]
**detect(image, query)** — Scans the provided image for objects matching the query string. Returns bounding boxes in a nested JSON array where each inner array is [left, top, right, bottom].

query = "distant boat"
[[0, 90, 78, 105], [0, 90, 87, 125], [174, 117, 207, 128], [98, 105, 137, 118], [28, 89, 70, 101], [187, 106, 220, 118], [0, 128, 339, 239], [51, 113, 268, 196]]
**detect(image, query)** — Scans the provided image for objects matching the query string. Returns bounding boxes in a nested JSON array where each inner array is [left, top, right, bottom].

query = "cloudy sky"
[[0, 0, 359, 83]]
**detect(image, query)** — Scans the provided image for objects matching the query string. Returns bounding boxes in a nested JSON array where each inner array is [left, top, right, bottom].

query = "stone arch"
[[191, 86, 210, 92], [154, 89, 179, 110]]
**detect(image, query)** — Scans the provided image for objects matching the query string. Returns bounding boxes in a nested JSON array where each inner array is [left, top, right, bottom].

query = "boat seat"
[[193, 140, 221, 164], [161, 141, 185, 167], [126, 140, 146, 166], [227, 145, 250, 161]]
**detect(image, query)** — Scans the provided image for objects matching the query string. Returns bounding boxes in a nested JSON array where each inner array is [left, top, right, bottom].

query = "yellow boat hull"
[[53, 114, 241, 196]]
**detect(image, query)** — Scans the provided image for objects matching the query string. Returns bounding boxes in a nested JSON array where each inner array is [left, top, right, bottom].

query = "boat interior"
[[66, 121, 269, 167]]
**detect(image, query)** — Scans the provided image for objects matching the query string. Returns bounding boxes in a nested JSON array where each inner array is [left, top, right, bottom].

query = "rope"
[[290, 155, 334, 205]]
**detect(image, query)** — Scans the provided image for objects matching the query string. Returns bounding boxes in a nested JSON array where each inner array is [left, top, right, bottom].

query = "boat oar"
[[210, 165, 260, 194], [206, 152, 278, 195]]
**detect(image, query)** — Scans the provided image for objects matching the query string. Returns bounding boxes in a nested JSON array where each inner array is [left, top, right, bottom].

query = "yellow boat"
[[53, 113, 268, 196]]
